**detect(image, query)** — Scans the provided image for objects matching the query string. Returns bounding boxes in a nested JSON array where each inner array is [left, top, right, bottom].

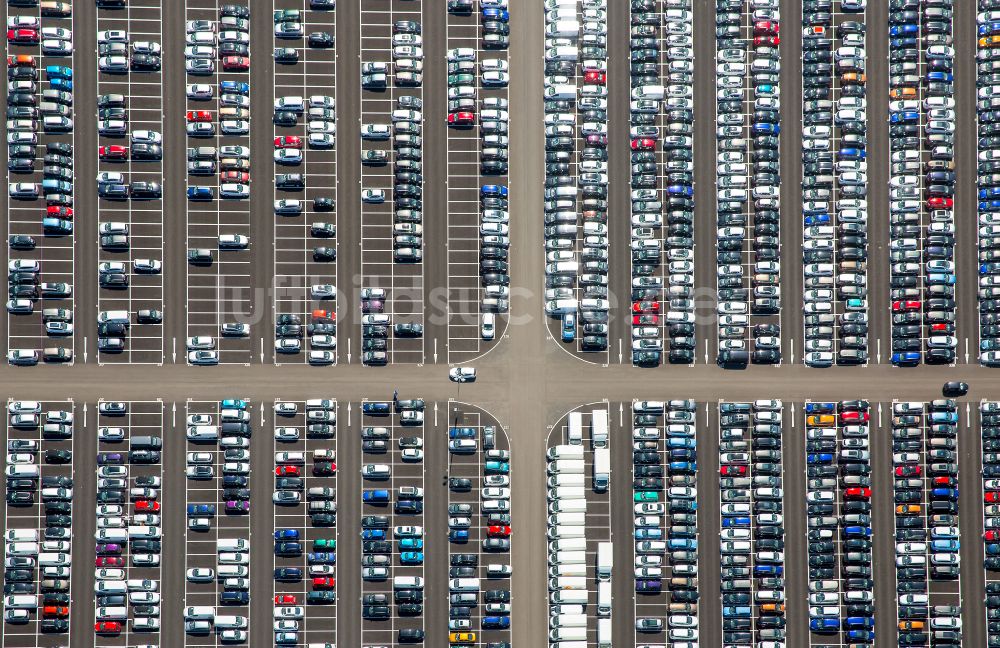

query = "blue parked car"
[[448, 529, 469, 543], [847, 630, 874, 642], [482, 616, 510, 629], [846, 617, 875, 629], [838, 147, 866, 160], [667, 538, 696, 550], [892, 352, 920, 366], [890, 24, 918, 36], [360, 529, 385, 541], [307, 552, 336, 564], [449, 427, 476, 439], [634, 528, 663, 540], [927, 71, 953, 83], [220, 80, 249, 95], [485, 460, 509, 474], [752, 122, 779, 135], [810, 618, 840, 632], [400, 552, 423, 564], [981, 187, 1000, 199], [50, 77, 72, 91], [807, 453, 833, 464], [930, 539, 959, 552], [273, 567, 302, 581], [980, 200, 1000, 211], [481, 184, 507, 197], [805, 402, 835, 413], [666, 184, 693, 196], [362, 489, 389, 503], [187, 186, 214, 201], [926, 273, 955, 286], [804, 214, 831, 226], [986, 543, 1000, 555], [981, 21, 1000, 35], [890, 37, 917, 48], [362, 401, 391, 415], [753, 564, 782, 576], [756, 84, 776, 95], [187, 503, 215, 517], [482, 8, 509, 21], [722, 516, 751, 528], [42, 217, 72, 234], [274, 529, 299, 541], [221, 399, 247, 409], [669, 461, 696, 473], [399, 538, 423, 550], [929, 411, 958, 424], [723, 606, 751, 618], [667, 437, 695, 449], [842, 525, 872, 537], [45, 65, 72, 80], [274, 542, 302, 556]]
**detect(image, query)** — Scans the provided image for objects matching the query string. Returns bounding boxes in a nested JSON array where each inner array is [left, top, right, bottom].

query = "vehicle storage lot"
[[95, 0, 165, 364], [358, 0, 426, 366], [5, 1, 75, 366], [183, 0, 253, 365], [270, 398, 338, 644], [1, 399, 75, 648], [94, 399, 164, 646]]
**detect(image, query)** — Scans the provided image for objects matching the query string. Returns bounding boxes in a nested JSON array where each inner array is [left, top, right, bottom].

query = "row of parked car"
[[6, 5, 75, 364], [3, 402, 73, 633], [804, 401, 873, 641], [800, 6, 869, 367], [891, 399, 962, 646], [627, 0, 694, 365], [888, 0, 958, 367], [719, 400, 784, 646], [714, 0, 782, 368], [979, 0, 1000, 365], [985, 401, 1000, 647], [631, 401, 699, 640], [542, 0, 611, 351]]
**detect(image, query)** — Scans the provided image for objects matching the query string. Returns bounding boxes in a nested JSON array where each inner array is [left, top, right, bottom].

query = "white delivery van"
[[184, 606, 215, 620], [547, 525, 585, 540], [597, 542, 613, 581], [548, 486, 586, 501], [597, 581, 612, 617], [550, 589, 588, 605], [216, 539, 249, 552], [95, 581, 127, 595], [597, 617, 612, 647], [393, 576, 424, 590], [548, 498, 587, 514], [548, 538, 587, 552], [547, 459, 585, 475], [547, 512, 586, 526], [548, 563, 587, 578], [550, 550, 587, 565], [448, 578, 480, 592], [548, 576, 587, 591], [547, 474, 585, 488], [549, 627, 588, 642], [95, 607, 128, 620], [186, 425, 219, 441], [592, 448, 610, 492], [545, 20, 580, 37], [546, 445, 584, 461], [4, 595, 37, 609], [551, 614, 588, 628], [214, 616, 248, 629]]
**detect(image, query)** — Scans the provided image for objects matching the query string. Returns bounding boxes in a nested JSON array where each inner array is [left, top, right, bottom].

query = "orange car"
[[7, 54, 35, 67], [890, 87, 917, 100], [312, 309, 335, 322], [760, 603, 785, 614], [981, 35, 1000, 47], [899, 620, 925, 630], [896, 504, 921, 515], [841, 72, 866, 84]]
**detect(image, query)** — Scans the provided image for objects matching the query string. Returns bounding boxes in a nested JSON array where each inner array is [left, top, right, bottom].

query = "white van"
[[97, 310, 130, 325], [214, 615, 248, 629], [548, 499, 587, 514], [132, 617, 160, 631], [393, 576, 424, 590], [547, 512, 586, 526], [218, 552, 248, 565], [550, 550, 587, 565], [545, 20, 580, 37], [548, 459, 585, 475], [547, 474, 585, 489], [4, 530, 36, 542], [184, 606, 215, 620], [547, 525, 585, 540], [216, 539, 249, 552], [597, 542, 613, 581], [548, 576, 587, 591], [548, 486, 586, 501], [186, 425, 219, 441], [597, 581, 612, 617], [4, 595, 36, 609], [549, 627, 588, 641], [37, 553, 70, 566], [216, 565, 248, 579], [550, 589, 588, 605], [551, 614, 588, 627], [548, 563, 587, 577], [546, 445, 584, 461], [448, 578, 480, 592], [5, 542, 38, 556], [548, 538, 587, 552], [481, 313, 495, 341], [4, 465, 38, 478], [95, 581, 127, 595], [631, 84, 665, 100], [597, 617, 612, 647], [95, 607, 128, 620]]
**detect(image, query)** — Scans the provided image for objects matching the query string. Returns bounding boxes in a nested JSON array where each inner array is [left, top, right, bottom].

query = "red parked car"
[[632, 314, 658, 326], [220, 171, 249, 183], [754, 35, 780, 46], [933, 476, 956, 486], [632, 300, 660, 313], [275, 465, 300, 477], [95, 622, 122, 634], [630, 138, 655, 150], [95, 556, 124, 567], [840, 410, 869, 423], [222, 56, 249, 71], [892, 300, 920, 312], [720, 465, 746, 476], [754, 20, 779, 35], [7, 29, 39, 44], [274, 135, 301, 149], [844, 487, 871, 500], [312, 577, 335, 589], [895, 465, 920, 477], [584, 70, 606, 84], [488, 525, 511, 537], [134, 500, 159, 512], [987, 530, 1000, 541], [99, 145, 128, 160], [447, 111, 475, 125], [47, 206, 72, 218], [274, 594, 297, 604], [43, 606, 68, 618], [928, 196, 953, 209], [186, 110, 212, 123], [986, 491, 1000, 503]]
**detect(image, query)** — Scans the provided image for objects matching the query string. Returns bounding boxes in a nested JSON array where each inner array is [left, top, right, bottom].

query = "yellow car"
[[450, 632, 476, 643], [981, 35, 1000, 48], [806, 414, 835, 427], [900, 620, 925, 630], [895, 504, 921, 515]]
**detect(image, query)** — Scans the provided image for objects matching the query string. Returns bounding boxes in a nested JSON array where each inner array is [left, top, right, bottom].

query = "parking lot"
[[890, 399, 963, 645], [94, 1, 165, 364], [358, 398, 425, 645], [183, 0, 253, 365], [1, 399, 75, 647], [270, 398, 337, 643], [271, 0, 338, 366], [713, 0, 783, 367], [803, 400, 874, 646], [446, 401, 512, 645], [978, 2, 1000, 365], [358, 0, 426, 366], [94, 399, 164, 645], [799, 3, 871, 367], [5, 1, 75, 366], [887, 0, 958, 367], [182, 398, 253, 645], [444, 0, 511, 364], [546, 405, 611, 646], [718, 400, 786, 647], [632, 400, 700, 643], [542, 0, 612, 363], [981, 401, 1000, 646]]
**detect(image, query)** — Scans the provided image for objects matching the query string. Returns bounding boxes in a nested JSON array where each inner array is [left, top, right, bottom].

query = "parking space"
[[444, 0, 511, 363], [891, 399, 963, 645], [358, 398, 425, 645], [271, 0, 338, 366], [358, 0, 426, 366], [803, 399, 873, 646], [183, 398, 253, 645], [94, 0, 165, 364], [94, 399, 164, 644], [183, 1, 253, 365], [1, 399, 75, 646], [887, 0, 958, 367], [632, 400, 700, 643], [545, 405, 611, 646], [628, 0, 696, 366], [541, 0, 612, 362], [446, 401, 512, 645], [5, 0, 75, 366], [713, 0, 783, 368], [977, 3, 1000, 365], [717, 400, 785, 647], [271, 398, 337, 643], [800, 2, 870, 367], [982, 401, 1000, 646]]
